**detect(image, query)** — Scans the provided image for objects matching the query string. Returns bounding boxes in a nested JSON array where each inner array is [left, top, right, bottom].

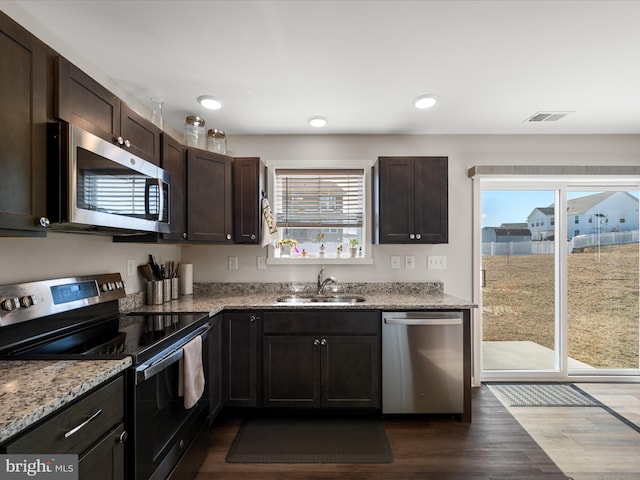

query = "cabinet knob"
[[39, 217, 50, 227], [182, 232, 188, 239], [118, 430, 128, 444], [226, 233, 232, 240], [409, 233, 415, 240], [124, 139, 131, 148], [415, 233, 421, 239], [320, 338, 327, 346], [313, 338, 320, 346], [250, 234, 256, 240], [249, 315, 256, 322], [115, 136, 125, 145]]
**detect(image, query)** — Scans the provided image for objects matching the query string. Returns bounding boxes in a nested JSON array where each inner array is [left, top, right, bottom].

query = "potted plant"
[[275, 238, 298, 256], [316, 233, 326, 256], [348, 239, 358, 257]]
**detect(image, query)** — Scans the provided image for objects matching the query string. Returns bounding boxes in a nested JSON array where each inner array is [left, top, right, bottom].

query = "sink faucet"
[[316, 268, 336, 295]]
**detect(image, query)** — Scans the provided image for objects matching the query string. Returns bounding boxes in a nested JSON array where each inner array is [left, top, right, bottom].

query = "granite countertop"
[[126, 282, 477, 316], [0, 358, 131, 444]]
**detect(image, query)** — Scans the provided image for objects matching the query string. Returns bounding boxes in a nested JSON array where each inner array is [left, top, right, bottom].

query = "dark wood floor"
[[194, 386, 569, 480]]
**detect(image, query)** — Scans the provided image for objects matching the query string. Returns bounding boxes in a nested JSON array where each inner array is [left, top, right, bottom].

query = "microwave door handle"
[[158, 178, 165, 222]]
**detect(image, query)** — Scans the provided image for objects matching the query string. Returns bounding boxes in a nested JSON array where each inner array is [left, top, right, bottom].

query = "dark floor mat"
[[226, 416, 393, 464]]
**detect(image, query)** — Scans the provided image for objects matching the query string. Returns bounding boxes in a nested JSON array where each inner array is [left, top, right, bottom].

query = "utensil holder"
[[163, 279, 171, 302], [146, 280, 163, 305], [171, 277, 179, 300]]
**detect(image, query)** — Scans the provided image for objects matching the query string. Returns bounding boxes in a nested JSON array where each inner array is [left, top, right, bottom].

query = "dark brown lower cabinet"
[[223, 312, 260, 407], [263, 311, 380, 409]]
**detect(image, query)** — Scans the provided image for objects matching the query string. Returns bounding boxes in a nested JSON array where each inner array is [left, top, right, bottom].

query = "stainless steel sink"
[[275, 294, 366, 304]]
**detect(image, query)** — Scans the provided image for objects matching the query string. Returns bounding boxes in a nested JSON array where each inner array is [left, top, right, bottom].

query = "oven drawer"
[[5, 376, 124, 455]]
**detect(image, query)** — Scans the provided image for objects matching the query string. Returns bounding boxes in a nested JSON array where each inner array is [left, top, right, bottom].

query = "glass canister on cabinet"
[[207, 129, 227, 154], [184, 115, 206, 149]]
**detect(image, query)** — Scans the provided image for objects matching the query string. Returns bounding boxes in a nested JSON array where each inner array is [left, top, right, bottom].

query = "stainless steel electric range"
[[0, 273, 212, 480]]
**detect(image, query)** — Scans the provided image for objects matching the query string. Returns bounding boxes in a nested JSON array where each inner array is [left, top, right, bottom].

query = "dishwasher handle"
[[383, 312, 462, 326]]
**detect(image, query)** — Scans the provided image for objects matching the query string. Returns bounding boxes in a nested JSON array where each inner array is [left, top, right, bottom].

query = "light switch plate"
[[405, 255, 415, 269], [126, 259, 136, 277], [427, 255, 446, 270], [228, 256, 238, 270], [257, 257, 267, 270], [391, 255, 401, 269]]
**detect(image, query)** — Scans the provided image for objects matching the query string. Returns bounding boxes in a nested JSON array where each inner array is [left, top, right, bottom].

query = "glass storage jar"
[[207, 129, 227, 154], [184, 115, 206, 149]]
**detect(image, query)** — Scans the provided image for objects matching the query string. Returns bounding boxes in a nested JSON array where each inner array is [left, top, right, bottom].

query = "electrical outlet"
[[126, 259, 136, 277], [405, 255, 415, 269], [427, 255, 447, 270], [390, 255, 401, 269], [228, 256, 238, 270], [257, 257, 267, 270]]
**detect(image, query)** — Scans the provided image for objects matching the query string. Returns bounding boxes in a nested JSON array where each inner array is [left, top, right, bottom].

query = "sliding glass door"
[[478, 182, 640, 380], [481, 189, 559, 372], [567, 189, 640, 374]]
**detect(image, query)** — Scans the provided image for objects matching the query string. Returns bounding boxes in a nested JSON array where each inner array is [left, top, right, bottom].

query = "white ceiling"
[[8, 0, 640, 135]]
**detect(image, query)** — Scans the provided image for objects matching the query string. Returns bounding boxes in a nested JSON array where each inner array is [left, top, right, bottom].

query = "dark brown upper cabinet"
[[186, 148, 233, 243], [233, 157, 265, 244], [376, 156, 448, 244], [0, 12, 48, 236], [161, 133, 186, 242], [55, 56, 160, 165]]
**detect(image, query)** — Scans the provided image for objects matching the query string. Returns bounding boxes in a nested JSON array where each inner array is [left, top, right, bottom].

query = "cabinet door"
[[233, 157, 264, 244], [186, 149, 233, 243], [208, 315, 223, 423], [223, 312, 260, 406], [0, 13, 47, 236], [378, 157, 416, 243], [120, 103, 161, 165], [55, 56, 120, 142], [378, 156, 448, 244], [321, 336, 380, 408], [414, 156, 448, 243], [78, 423, 125, 480], [162, 133, 186, 241], [263, 336, 320, 407]]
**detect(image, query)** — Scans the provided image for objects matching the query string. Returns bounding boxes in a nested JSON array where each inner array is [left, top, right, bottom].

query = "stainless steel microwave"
[[47, 122, 170, 235]]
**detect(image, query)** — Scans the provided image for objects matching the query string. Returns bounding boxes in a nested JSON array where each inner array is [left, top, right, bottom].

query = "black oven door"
[[130, 323, 211, 480]]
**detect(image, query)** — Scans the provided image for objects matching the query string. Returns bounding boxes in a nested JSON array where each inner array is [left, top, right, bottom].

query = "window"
[[588, 215, 593, 223], [272, 168, 369, 261], [575, 215, 580, 224], [621, 215, 626, 223], [551, 217, 555, 226]]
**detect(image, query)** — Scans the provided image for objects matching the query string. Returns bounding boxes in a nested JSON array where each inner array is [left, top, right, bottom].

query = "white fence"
[[482, 230, 639, 256]]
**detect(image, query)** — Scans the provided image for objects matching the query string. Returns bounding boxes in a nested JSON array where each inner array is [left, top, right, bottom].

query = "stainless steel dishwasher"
[[382, 311, 463, 414]]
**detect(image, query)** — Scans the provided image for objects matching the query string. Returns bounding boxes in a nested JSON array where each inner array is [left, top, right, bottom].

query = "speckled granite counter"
[[126, 282, 476, 315], [0, 358, 131, 444]]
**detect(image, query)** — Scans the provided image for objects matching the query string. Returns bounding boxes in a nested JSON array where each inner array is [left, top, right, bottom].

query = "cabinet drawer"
[[5, 376, 124, 455], [264, 311, 380, 335]]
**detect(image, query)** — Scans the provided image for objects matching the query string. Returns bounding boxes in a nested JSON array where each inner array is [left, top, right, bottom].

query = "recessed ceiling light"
[[198, 95, 223, 110], [308, 116, 328, 128], [413, 94, 438, 109]]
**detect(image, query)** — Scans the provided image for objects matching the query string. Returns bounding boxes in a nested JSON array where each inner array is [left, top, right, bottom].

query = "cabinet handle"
[[409, 233, 415, 240], [320, 338, 327, 346], [64, 409, 102, 438], [313, 338, 320, 346], [415, 233, 421, 239]]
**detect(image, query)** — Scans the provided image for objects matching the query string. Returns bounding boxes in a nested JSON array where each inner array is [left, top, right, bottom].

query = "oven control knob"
[[19, 295, 37, 308], [109, 282, 115, 290], [1, 297, 20, 312], [100, 283, 110, 292]]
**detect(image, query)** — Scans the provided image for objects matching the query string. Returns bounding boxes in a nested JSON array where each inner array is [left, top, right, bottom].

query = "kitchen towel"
[[260, 197, 278, 247], [180, 264, 193, 295], [178, 335, 204, 409]]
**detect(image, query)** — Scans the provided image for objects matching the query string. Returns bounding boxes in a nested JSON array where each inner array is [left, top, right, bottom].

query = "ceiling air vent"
[[525, 111, 572, 122]]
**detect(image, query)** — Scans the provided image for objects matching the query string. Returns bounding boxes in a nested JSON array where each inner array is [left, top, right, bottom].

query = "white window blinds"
[[275, 169, 365, 228]]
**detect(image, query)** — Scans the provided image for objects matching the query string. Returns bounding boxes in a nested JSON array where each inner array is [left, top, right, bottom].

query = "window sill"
[[266, 256, 374, 266]]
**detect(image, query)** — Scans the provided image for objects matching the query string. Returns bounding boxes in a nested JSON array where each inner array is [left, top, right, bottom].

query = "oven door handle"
[[135, 322, 211, 384]]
